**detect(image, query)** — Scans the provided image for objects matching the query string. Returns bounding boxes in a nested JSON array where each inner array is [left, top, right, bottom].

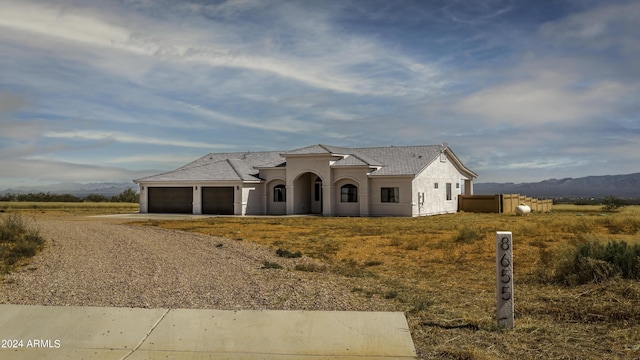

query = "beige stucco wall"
[[331, 167, 370, 216], [258, 168, 287, 215], [332, 177, 361, 216], [285, 155, 336, 215], [368, 177, 414, 216]]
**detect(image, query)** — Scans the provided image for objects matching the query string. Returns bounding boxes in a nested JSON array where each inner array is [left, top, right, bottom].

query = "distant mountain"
[[475, 173, 640, 199], [0, 182, 137, 198]]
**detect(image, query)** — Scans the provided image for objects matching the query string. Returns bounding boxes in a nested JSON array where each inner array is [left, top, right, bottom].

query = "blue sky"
[[1, 0, 638, 187]]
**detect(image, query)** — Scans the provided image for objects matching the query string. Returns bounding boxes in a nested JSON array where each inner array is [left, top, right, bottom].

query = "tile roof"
[[353, 145, 444, 176], [136, 151, 283, 182], [135, 143, 474, 183]]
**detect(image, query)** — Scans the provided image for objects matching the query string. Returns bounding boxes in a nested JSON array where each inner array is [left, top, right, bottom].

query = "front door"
[[312, 179, 323, 214]]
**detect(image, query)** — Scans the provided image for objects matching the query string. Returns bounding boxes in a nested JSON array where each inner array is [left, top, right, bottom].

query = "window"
[[446, 183, 452, 201], [434, 182, 439, 189], [381, 187, 399, 203], [273, 184, 286, 202], [341, 184, 358, 202], [456, 183, 460, 189]]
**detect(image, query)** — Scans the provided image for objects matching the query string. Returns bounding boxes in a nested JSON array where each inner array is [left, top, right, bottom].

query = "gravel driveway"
[[0, 216, 390, 311]]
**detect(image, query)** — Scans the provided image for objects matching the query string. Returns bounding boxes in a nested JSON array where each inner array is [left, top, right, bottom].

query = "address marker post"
[[496, 231, 514, 329]]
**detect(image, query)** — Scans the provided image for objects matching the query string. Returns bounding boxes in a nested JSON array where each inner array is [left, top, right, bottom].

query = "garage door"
[[202, 187, 234, 215], [148, 187, 193, 214]]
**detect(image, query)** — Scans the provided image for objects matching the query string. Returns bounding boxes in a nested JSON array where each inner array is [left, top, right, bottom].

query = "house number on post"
[[496, 231, 514, 329]]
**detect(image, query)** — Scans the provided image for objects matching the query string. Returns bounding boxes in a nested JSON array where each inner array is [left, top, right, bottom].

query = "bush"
[[276, 248, 302, 258], [110, 188, 139, 203], [0, 214, 45, 274], [453, 225, 484, 243], [601, 196, 625, 212], [541, 239, 640, 285]]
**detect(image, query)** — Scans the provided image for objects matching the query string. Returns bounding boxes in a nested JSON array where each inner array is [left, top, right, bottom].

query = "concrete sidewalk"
[[0, 304, 417, 359]]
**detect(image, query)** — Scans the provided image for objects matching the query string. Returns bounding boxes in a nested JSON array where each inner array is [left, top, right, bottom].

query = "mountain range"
[[474, 173, 640, 199], [0, 182, 137, 198]]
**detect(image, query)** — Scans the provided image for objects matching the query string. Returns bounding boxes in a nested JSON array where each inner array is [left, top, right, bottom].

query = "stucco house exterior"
[[134, 143, 477, 217]]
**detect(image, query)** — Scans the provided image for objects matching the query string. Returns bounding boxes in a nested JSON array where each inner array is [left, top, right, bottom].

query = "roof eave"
[[444, 148, 478, 179]]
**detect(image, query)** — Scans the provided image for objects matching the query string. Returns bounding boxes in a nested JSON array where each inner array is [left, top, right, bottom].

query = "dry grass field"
[[0, 201, 139, 214], [2, 202, 638, 359], [136, 205, 640, 359]]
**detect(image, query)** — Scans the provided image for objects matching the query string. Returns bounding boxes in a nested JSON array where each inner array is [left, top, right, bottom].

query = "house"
[[133, 143, 477, 217]]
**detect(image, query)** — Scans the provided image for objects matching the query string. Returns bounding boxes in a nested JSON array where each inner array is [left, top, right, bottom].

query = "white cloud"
[[43, 130, 230, 149], [539, 2, 640, 54], [182, 103, 323, 134], [448, 1, 640, 128], [105, 154, 198, 165], [453, 71, 631, 125], [0, 1, 134, 51], [0, 0, 444, 97], [0, 0, 638, 186]]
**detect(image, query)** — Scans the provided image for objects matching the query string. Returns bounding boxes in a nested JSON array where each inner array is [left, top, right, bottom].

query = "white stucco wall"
[[242, 184, 262, 215], [138, 184, 148, 213], [412, 153, 467, 216]]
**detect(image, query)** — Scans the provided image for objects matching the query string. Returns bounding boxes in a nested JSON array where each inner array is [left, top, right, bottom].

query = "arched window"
[[340, 184, 358, 203], [273, 184, 286, 202]]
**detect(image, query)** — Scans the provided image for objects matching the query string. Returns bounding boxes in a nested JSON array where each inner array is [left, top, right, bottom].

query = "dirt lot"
[[0, 214, 390, 312]]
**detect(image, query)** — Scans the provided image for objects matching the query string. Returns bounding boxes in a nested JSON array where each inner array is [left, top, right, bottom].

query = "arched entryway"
[[293, 172, 323, 214]]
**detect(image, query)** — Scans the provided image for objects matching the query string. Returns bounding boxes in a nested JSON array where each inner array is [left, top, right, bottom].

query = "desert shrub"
[[601, 196, 625, 212], [363, 259, 384, 267], [276, 248, 302, 258], [0, 214, 45, 274], [384, 290, 398, 299], [453, 225, 483, 243], [540, 239, 640, 285]]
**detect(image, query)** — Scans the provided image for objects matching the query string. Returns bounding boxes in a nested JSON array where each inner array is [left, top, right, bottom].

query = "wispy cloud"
[[43, 130, 230, 149], [0, 0, 638, 187]]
